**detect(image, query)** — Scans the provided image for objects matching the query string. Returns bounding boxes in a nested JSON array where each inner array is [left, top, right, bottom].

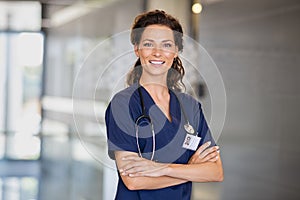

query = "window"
[[0, 1, 43, 160]]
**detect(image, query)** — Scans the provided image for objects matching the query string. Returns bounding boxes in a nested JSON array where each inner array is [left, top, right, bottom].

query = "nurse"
[[105, 10, 223, 200]]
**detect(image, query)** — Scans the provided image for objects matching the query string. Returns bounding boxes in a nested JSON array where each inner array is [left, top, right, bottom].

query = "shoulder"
[[105, 84, 139, 124], [110, 84, 139, 103], [108, 84, 140, 110], [175, 91, 200, 109], [106, 84, 139, 116], [174, 91, 204, 124]]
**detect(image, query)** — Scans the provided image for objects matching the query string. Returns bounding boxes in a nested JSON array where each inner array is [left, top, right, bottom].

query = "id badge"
[[182, 134, 201, 151]]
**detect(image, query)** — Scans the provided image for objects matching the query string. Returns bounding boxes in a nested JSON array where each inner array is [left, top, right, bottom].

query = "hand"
[[119, 156, 169, 177], [188, 141, 220, 164]]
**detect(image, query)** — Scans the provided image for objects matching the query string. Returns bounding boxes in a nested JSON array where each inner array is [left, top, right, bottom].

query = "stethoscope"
[[135, 86, 196, 161]]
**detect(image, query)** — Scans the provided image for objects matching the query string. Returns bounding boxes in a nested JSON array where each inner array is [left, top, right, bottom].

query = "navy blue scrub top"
[[105, 83, 216, 200]]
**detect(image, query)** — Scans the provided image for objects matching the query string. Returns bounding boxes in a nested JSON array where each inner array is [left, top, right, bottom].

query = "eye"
[[162, 43, 173, 48], [143, 42, 153, 47]]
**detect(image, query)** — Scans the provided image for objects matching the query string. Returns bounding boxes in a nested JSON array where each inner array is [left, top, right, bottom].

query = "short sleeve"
[[196, 103, 217, 147], [105, 94, 138, 160]]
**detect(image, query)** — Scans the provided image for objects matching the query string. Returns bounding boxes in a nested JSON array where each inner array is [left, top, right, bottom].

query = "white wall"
[[199, 0, 300, 141]]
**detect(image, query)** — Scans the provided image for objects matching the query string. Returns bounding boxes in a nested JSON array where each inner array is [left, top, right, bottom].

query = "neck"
[[139, 76, 169, 97], [139, 73, 167, 86], [139, 75, 171, 122]]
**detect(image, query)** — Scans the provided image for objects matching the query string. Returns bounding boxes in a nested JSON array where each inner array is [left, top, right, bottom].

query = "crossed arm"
[[114, 141, 224, 190]]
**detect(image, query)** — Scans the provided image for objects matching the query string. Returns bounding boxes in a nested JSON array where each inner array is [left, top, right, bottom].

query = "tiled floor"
[[0, 134, 299, 200]]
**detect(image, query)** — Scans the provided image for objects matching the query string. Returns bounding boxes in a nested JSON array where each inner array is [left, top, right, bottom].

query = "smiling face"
[[134, 24, 178, 84]]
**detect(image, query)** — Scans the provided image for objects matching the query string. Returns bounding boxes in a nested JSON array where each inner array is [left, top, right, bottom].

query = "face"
[[134, 24, 178, 81]]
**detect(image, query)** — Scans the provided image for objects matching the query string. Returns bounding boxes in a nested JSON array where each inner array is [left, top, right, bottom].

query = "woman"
[[105, 10, 223, 200]]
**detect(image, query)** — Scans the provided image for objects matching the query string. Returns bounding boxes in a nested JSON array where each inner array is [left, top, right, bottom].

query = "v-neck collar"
[[139, 85, 178, 124], [140, 85, 173, 124]]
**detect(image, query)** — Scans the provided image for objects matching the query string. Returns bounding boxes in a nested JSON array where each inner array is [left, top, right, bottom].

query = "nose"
[[152, 46, 162, 57]]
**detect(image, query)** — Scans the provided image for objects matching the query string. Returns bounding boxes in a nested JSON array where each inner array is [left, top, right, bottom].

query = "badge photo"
[[182, 134, 201, 151]]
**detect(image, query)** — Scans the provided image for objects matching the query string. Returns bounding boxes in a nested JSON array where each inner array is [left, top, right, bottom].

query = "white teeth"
[[150, 61, 164, 65]]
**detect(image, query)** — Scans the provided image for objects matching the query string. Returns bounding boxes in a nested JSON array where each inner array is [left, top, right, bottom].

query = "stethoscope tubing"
[[135, 86, 195, 161], [135, 115, 155, 161]]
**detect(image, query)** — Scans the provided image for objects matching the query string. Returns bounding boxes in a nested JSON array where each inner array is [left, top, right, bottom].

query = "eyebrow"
[[141, 39, 175, 43]]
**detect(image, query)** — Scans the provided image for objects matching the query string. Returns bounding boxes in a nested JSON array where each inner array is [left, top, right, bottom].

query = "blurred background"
[[0, 0, 299, 199]]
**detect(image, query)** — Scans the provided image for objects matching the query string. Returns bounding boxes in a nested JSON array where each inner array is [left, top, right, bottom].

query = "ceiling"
[[2, 0, 299, 38]]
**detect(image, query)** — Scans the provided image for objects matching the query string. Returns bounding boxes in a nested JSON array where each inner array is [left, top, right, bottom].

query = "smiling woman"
[[105, 10, 223, 200], [134, 24, 178, 86]]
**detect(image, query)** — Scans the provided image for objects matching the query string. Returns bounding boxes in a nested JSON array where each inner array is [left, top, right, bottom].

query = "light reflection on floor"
[[0, 136, 105, 200], [0, 134, 299, 200]]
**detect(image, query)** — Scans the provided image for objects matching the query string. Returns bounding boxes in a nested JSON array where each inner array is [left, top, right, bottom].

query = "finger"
[[199, 148, 218, 161], [128, 172, 145, 177], [125, 165, 149, 175], [204, 150, 219, 161], [209, 151, 220, 162], [126, 165, 159, 176], [122, 156, 143, 161], [188, 153, 197, 163], [198, 152, 214, 163], [206, 150, 220, 162], [199, 146, 219, 159], [128, 171, 159, 177], [120, 160, 146, 172], [195, 141, 211, 156], [121, 163, 149, 175], [190, 157, 203, 164], [190, 153, 206, 164], [189, 149, 210, 164], [208, 156, 219, 162], [190, 149, 220, 164], [188, 157, 196, 164]]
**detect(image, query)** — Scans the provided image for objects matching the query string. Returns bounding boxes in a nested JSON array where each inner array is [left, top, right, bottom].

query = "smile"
[[149, 60, 165, 65]]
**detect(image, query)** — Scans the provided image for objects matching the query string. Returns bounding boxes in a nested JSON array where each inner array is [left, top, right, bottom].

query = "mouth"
[[149, 60, 165, 65]]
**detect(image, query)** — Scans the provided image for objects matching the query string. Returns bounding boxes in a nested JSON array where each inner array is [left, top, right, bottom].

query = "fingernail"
[[207, 141, 211, 146], [217, 150, 220, 154], [122, 172, 126, 176], [216, 156, 218, 159], [129, 174, 133, 177], [119, 169, 123, 172]]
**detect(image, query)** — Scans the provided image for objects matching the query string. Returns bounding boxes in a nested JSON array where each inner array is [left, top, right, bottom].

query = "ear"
[[134, 45, 139, 57]]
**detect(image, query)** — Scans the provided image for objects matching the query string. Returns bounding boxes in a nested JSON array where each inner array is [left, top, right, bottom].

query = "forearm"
[[115, 151, 187, 190], [120, 174, 187, 190], [166, 159, 223, 182]]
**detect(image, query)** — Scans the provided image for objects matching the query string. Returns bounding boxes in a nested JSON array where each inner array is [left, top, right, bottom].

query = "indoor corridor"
[[0, 0, 300, 199]]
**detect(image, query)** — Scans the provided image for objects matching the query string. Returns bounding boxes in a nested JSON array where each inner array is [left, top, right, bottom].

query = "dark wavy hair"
[[126, 10, 185, 91]]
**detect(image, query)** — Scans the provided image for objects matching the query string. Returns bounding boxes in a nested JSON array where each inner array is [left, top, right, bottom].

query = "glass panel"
[[3, 177, 20, 200], [20, 177, 39, 200], [0, 34, 5, 131], [6, 135, 41, 160], [0, 34, 5, 159], [0, 134, 4, 159], [0, 178, 2, 200], [0, 1, 41, 31], [0, 32, 43, 160], [0, 177, 38, 200]]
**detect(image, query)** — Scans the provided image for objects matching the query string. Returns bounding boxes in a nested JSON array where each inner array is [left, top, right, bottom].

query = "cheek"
[[162, 48, 177, 56], [164, 52, 176, 61], [139, 49, 152, 58]]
